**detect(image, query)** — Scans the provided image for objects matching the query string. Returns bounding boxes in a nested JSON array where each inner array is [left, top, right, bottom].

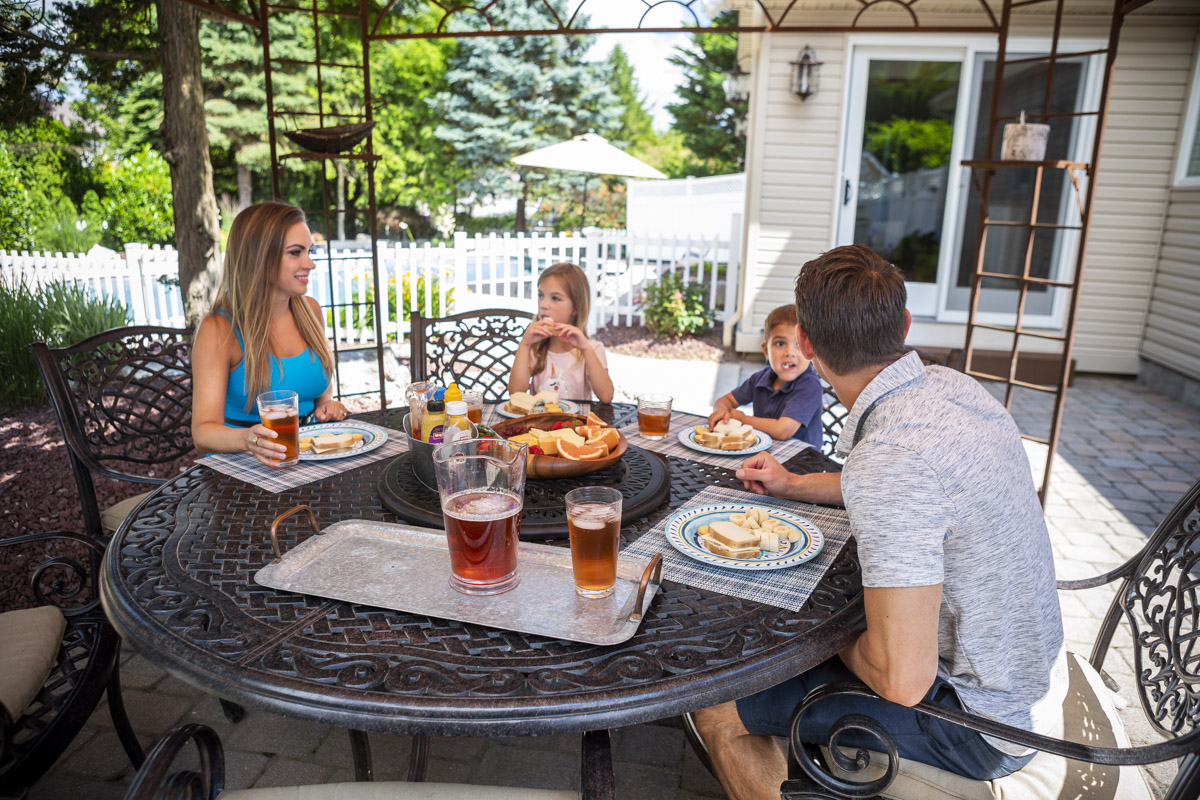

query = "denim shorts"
[[736, 657, 1034, 781]]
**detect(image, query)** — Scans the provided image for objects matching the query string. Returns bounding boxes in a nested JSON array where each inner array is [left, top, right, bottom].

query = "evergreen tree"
[[432, 4, 620, 231], [605, 45, 656, 152], [665, 10, 745, 175]]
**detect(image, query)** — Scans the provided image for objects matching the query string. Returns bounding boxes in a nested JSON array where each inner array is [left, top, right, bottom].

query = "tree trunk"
[[515, 178, 527, 233], [159, 0, 222, 327], [237, 161, 252, 209], [336, 160, 346, 241]]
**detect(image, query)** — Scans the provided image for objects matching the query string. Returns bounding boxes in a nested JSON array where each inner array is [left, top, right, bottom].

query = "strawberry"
[[528, 445, 545, 455]]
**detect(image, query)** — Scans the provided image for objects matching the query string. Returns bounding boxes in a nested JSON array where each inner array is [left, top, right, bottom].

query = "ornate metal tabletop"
[[100, 404, 863, 737]]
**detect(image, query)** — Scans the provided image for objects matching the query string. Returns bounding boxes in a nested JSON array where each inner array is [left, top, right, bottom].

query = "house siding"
[[739, 17, 1199, 376], [1141, 187, 1200, 380]]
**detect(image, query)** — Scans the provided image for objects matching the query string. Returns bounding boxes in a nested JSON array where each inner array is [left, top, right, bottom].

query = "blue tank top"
[[216, 309, 330, 425]]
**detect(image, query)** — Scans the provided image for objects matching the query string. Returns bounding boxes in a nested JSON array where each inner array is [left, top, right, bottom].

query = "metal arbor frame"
[[960, 0, 1151, 504]]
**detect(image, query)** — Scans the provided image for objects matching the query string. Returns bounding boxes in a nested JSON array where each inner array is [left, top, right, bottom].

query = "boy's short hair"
[[763, 304, 798, 339], [793, 245, 907, 375]]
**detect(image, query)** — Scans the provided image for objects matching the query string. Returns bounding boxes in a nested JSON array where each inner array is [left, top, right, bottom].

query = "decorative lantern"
[[789, 46, 822, 101], [723, 63, 751, 105]]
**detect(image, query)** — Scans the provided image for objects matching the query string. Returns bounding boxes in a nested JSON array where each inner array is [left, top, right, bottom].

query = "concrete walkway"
[[28, 356, 1200, 799]]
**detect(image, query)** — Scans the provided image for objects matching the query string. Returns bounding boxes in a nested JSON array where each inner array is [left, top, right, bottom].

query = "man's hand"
[[735, 452, 793, 496]]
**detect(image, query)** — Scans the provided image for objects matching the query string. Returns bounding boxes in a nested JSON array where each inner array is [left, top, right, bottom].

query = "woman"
[[192, 201, 347, 467]]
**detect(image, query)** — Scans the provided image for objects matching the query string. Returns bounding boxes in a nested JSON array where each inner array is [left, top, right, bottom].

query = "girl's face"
[[537, 275, 575, 326], [275, 222, 316, 298]]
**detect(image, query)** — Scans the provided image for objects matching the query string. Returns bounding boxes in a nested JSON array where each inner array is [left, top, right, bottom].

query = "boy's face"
[[762, 323, 809, 383]]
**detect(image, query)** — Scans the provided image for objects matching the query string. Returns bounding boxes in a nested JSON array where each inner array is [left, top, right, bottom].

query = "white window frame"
[[1173, 37, 1200, 188], [835, 34, 1102, 329]]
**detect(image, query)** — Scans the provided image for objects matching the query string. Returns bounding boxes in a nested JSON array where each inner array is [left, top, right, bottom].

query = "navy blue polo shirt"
[[730, 364, 823, 450]]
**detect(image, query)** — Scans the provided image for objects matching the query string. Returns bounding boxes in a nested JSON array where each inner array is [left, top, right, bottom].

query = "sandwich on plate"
[[693, 418, 757, 450]]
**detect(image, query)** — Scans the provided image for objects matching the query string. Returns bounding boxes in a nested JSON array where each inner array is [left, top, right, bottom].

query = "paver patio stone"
[[253, 756, 336, 789], [476, 743, 580, 790], [613, 724, 687, 766]]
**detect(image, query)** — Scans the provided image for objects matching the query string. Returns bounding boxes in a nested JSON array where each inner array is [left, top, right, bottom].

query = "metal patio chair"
[[780, 476, 1200, 800], [410, 308, 534, 403], [0, 530, 143, 793], [123, 723, 614, 799], [30, 326, 194, 541]]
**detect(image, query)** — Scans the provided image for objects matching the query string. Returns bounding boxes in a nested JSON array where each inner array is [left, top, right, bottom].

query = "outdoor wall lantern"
[[723, 62, 751, 105], [789, 46, 822, 101]]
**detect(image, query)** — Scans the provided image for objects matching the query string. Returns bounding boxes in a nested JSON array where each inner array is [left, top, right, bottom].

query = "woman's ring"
[[251, 433, 259, 446]]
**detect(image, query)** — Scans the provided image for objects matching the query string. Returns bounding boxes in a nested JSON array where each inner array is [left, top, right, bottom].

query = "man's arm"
[[736, 452, 844, 505], [839, 584, 943, 706]]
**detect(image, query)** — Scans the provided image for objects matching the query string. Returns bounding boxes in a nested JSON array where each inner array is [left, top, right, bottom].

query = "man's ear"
[[904, 309, 912, 338], [795, 323, 816, 361]]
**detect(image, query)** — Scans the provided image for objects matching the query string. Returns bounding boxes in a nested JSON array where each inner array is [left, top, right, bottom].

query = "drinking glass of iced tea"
[[463, 389, 484, 424], [565, 487, 622, 599], [256, 390, 300, 466], [433, 438, 528, 595], [636, 394, 673, 440]]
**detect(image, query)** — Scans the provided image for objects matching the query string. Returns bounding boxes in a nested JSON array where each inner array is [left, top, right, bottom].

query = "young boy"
[[708, 304, 823, 448]]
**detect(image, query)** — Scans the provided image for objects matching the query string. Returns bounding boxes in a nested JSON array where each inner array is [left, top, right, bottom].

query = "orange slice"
[[558, 441, 606, 461], [586, 411, 608, 428], [591, 427, 620, 452], [575, 424, 600, 440]]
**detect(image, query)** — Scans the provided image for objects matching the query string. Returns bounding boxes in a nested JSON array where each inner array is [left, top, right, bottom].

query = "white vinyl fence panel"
[[2, 225, 741, 343]]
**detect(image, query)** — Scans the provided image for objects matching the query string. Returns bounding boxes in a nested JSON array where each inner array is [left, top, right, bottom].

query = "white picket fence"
[[0, 220, 741, 344]]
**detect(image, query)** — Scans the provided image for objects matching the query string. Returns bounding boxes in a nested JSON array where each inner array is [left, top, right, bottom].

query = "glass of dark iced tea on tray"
[[433, 438, 528, 595], [565, 487, 622, 598]]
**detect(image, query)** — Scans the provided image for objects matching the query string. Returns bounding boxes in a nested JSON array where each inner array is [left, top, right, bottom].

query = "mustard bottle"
[[445, 382, 463, 404], [443, 400, 472, 444], [420, 389, 448, 443]]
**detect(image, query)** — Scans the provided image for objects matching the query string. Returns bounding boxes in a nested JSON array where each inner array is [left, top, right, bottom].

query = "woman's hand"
[[551, 322, 588, 350], [246, 424, 287, 467], [314, 400, 348, 422]]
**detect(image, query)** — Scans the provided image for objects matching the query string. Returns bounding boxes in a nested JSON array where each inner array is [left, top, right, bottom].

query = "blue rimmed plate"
[[664, 503, 824, 571], [298, 420, 388, 461], [497, 398, 581, 419], [677, 427, 773, 456]]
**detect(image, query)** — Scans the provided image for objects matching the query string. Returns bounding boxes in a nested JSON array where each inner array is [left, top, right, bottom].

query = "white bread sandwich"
[[699, 534, 761, 560], [504, 391, 537, 415], [707, 520, 761, 551], [532, 389, 560, 405], [309, 432, 361, 453]]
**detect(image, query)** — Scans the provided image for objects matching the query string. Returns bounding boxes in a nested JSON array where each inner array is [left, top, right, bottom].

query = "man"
[[694, 245, 1066, 800]]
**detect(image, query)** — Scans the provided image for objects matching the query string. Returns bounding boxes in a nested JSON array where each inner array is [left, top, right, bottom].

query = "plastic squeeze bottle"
[[444, 383, 463, 404], [420, 389, 448, 443], [443, 400, 472, 444]]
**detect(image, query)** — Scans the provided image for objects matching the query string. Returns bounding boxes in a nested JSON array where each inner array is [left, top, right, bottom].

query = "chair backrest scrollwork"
[[1117, 479, 1200, 738], [410, 309, 534, 403]]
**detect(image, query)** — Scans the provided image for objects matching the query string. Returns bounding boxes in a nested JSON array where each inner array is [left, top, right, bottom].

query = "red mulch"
[[0, 405, 196, 611]]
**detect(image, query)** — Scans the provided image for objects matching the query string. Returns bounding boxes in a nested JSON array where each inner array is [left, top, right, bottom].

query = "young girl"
[[192, 201, 347, 467], [508, 262, 614, 403]]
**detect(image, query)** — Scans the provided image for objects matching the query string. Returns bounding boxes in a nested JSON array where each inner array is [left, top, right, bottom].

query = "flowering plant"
[[639, 271, 714, 337]]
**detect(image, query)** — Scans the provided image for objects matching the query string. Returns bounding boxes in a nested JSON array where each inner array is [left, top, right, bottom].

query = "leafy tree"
[[864, 118, 954, 174], [605, 45, 656, 153], [432, 3, 620, 231], [97, 145, 174, 247], [0, 145, 36, 249], [665, 10, 745, 175]]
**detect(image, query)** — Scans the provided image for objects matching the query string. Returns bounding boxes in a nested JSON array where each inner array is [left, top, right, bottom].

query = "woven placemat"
[[623, 485, 851, 612], [618, 411, 811, 470]]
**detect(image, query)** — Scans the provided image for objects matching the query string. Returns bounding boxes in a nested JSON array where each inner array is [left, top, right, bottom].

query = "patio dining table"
[[99, 402, 864, 788]]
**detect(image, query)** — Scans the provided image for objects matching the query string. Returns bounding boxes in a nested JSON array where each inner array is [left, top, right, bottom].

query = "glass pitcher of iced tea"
[[432, 438, 528, 595]]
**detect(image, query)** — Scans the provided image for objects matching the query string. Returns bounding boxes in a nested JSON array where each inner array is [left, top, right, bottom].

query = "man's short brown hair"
[[793, 245, 907, 375], [763, 304, 798, 339]]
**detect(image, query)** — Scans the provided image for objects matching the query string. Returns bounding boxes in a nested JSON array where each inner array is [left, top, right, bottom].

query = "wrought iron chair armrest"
[[124, 723, 224, 800], [1055, 555, 1140, 591], [0, 530, 106, 616], [787, 680, 1200, 799], [0, 702, 12, 768]]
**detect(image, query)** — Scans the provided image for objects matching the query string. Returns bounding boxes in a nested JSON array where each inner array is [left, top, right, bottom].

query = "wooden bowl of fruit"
[[490, 411, 628, 479]]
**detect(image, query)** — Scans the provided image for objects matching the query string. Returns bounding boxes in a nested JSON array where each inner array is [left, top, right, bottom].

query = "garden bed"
[[592, 323, 740, 363]]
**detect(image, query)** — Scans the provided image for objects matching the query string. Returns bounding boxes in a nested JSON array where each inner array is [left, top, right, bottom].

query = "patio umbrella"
[[511, 133, 666, 226]]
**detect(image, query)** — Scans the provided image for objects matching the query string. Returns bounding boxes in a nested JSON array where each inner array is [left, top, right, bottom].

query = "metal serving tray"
[[255, 506, 663, 646]]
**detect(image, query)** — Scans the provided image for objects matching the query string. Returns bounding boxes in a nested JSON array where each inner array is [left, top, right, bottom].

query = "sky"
[[582, 2, 715, 132]]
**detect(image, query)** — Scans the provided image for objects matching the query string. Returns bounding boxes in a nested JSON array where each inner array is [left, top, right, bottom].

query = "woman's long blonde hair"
[[212, 201, 333, 412], [530, 262, 592, 378]]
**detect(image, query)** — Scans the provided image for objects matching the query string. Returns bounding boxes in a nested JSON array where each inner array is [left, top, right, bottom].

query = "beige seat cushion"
[[823, 652, 1153, 800], [0, 605, 68, 719], [221, 783, 579, 799], [101, 491, 153, 534]]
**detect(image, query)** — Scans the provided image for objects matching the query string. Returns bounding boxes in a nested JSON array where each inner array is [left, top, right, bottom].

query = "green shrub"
[[0, 277, 131, 411], [328, 271, 454, 337], [639, 270, 714, 337], [35, 198, 102, 254]]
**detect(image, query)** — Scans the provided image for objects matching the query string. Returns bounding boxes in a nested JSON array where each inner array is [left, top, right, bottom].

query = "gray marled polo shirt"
[[838, 352, 1067, 755]]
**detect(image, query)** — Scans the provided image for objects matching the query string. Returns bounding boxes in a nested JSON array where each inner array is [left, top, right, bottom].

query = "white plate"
[[676, 427, 773, 456], [496, 398, 581, 419], [298, 421, 388, 461], [664, 503, 824, 571]]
